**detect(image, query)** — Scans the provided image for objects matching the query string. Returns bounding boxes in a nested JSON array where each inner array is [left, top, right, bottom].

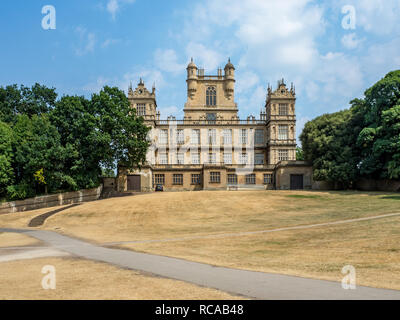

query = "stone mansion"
[[117, 59, 312, 192]]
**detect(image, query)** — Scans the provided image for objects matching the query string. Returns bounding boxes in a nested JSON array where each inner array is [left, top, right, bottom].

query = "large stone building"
[[118, 59, 312, 192]]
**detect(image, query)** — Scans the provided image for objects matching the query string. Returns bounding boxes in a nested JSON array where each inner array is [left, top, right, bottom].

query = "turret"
[[186, 58, 198, 99], [224, 58, 235, 99]]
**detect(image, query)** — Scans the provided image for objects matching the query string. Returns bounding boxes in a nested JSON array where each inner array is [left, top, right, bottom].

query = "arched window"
[[206, 86, 216, 106]]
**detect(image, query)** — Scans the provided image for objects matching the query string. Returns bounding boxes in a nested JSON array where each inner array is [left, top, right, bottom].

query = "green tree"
[[300, 109, 362, 188], [296, 146, 304, 161], [356, 70, 400, 179], [0, 122, 14, 197]]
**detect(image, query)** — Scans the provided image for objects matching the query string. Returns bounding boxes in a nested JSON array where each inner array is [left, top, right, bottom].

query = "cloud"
[[185, 42, 225, 71], [83, 77, 111, 93], [74, 27, 96, 56], [154, 49, 185, 74], [120, 68, 165, 93], [106, 0, 135, 20], [101, 38, 121, 48], [159, 105, 179, 118], [341, 33, 363, 49]]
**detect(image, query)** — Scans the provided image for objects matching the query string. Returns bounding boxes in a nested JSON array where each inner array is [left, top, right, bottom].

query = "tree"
[[300, 109, 362, 188], [9, 114, 70, 199], [0, 122, 14, 197], [89, 86, 150, 173], [355, 70, 400, 179], [296, 147, 304, 161], [0, 83, 56, 124]]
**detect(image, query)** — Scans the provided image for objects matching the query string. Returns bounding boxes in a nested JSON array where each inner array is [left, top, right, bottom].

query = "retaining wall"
[[0, 186, 103, 215]]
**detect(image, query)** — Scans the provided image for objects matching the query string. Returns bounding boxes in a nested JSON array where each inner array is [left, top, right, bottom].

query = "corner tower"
[[128, 78, 158, 121], [265, 79, 297, 164]]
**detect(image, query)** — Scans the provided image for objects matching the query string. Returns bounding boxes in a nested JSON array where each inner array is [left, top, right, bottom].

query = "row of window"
[[158, 127, 289, 145], [158, 150, 290, 165], [153, 173, 274, 185], [158, 152, 268, 165], [159, 129, 268, 145]]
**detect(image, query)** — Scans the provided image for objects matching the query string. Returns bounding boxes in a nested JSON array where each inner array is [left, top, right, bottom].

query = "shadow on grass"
[[381, 196, 400, 200]]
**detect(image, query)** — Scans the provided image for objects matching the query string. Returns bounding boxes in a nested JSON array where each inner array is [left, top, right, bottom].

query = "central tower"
[[183, 58, 239, 122]]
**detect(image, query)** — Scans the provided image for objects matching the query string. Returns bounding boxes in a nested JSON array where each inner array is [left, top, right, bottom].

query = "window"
[[208, 129, 216, 145], [278, 149, 289, 161], [191, 152, 200, 164], [159, 129, 168, 144], [223, 129, 232, 145], [209, 172, 220, 183], [264, 174, 273, 184], [154, 174, 165, 185], [239, 153, 248, 165], [176, 129, 184, 145], [255, 153, 264, 165], [278, 125, 289, 140], [159, 153, 168, 164], [246, 174, 256, 185], [191, 174, 201, 185], [240, 129, 247, 144], [223, 153, 232, 165], [206, 86, 216, 106], [173, 174, 183, 185], [206, 113, 217, 124], [279, 104, 288, 115], [176, 153, 184, 164], [208, 153, 216, 164], [255, 129, 264, 144], [191, 129, 200, 144], [228, 174, 237, 185], [137, 104, 146, 116]]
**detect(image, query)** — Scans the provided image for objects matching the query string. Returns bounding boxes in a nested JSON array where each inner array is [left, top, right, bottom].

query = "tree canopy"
[[0, 83, 149, 200], [300, 70, 400, 187]]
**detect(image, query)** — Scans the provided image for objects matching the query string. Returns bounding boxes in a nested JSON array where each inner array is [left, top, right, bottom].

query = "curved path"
[[1, 227, 400, 300]]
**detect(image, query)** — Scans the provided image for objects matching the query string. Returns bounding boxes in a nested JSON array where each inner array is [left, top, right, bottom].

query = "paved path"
[[1, 228, 400, 300]]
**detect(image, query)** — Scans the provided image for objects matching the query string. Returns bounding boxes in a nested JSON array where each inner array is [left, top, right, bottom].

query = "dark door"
[[290, 174, 304, 190], [127, 175, 141, 191]]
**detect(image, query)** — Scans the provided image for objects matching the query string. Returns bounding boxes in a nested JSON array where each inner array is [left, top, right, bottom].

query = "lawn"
[[0, 256, 241, 300], [1, 190, 399, 290]]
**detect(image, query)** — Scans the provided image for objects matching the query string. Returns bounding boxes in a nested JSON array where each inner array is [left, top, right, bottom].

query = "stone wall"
[[0, 186, 103, 215]]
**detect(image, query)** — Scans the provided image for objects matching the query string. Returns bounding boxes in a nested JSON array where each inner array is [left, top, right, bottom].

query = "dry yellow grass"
[[0, 232, 41, 248], [1, 190, 399, 290], [0, 257, 242, 300]]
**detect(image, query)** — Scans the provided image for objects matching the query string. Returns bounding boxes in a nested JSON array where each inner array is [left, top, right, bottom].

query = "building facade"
[[118, 59, 312, 191]]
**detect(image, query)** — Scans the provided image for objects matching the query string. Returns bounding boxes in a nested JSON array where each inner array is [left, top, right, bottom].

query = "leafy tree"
[[0, 83, 56, 123], [355, 70, 400, 179], [9, 114, 70, 199], [0, 122, 14, 197], [296, 147, 304, 161], [300, 109, 362, 188]]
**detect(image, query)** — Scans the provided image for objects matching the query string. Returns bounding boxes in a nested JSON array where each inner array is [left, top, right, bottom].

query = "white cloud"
[[106, 0, 135, 20], [159, 105, 179, 118], [101, 38, 121, 48], [236, 71, 260, 94], [74, 27, 96, 56], [120, 68, 165, 93], [83, 77, 111, 93], [341, 33, 363, 49], [154, 49, 185, 74], [185, 42, 225, 71]]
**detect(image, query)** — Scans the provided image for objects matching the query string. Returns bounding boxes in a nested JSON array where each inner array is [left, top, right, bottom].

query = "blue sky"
[[1, 0, 399, 139]]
